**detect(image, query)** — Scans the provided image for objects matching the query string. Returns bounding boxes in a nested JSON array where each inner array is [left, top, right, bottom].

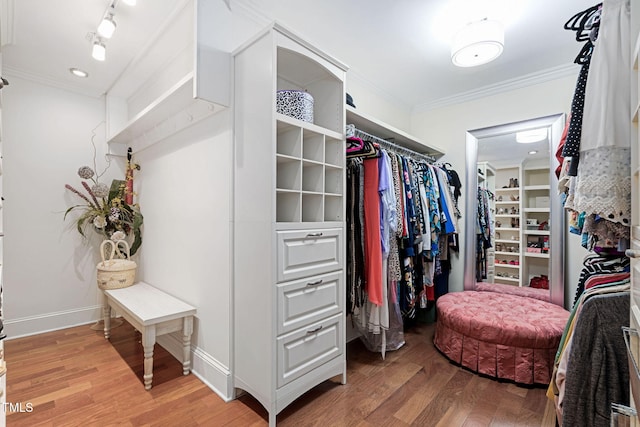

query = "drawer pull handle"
[[307, 279, 323, 286], [626, 249, 640, 259], [306, 232, 323, 238], [306, 325, 323, 334]]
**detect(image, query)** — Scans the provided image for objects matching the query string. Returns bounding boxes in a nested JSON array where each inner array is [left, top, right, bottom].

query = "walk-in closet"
[[1, 0, 639, 426]]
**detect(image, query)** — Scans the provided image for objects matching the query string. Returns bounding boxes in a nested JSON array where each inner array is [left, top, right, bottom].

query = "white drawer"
[[277, 271, 343, 335], [276, 228, 343, 283], [277, 313, 343, 388]]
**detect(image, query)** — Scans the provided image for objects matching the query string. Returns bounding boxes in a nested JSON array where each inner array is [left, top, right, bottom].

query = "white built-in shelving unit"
[[493, 166, 522, 286], [490, 163, 551, 289], [233, 23, 347, 426], [521, 163, 551, 288]]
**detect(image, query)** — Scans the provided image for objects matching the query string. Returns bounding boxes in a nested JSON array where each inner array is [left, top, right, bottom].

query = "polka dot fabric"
[[561, 58, 590, 175]]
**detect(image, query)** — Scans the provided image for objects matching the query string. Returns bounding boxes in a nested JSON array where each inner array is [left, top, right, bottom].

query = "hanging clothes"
[[346, 128, 460, 357], [561, 0, 631, 248]]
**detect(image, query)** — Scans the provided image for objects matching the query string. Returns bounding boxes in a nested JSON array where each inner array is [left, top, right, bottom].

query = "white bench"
[[102, 282, 197, 390]]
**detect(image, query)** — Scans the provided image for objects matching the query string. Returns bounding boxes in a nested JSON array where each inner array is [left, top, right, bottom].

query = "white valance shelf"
[[106, 0, 230, 154], [346, 105, 445, 158]]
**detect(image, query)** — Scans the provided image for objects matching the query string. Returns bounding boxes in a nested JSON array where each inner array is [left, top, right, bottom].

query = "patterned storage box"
[[276, 90, 314, 123]]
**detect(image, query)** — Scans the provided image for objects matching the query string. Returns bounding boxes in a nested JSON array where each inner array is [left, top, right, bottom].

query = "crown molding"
[[413, 63, 580, 113], [3, 65, 104, 99], [230, 0, 271, 27], [1, 0, 15, 47]]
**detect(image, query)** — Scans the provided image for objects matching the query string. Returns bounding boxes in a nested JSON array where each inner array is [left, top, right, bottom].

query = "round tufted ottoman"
[[433, 290, 570, 384]]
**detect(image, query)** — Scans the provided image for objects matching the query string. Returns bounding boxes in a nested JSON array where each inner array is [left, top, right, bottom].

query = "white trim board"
[[4, 304, 103, 339], [157, 333, 234, 401]]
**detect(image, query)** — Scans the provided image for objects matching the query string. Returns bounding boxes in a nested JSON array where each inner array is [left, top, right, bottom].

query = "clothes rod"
[[350, 127, 436, 163]]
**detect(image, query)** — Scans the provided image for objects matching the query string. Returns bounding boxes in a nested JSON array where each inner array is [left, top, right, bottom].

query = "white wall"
[[3, 76, 124, 336], [132, 109, 233, 397], [411, 74, 588, 305]]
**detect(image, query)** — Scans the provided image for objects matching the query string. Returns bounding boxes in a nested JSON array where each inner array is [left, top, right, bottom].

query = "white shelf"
[[495, 263, 520, 268], [524, 230, 550, 236], [525, 252, 550, 259], [108, 74, 227, 152], [495, 187, 520, 192], [524, 184, 550, 191], [524, 208, 550, 213], [495, 276, 520, 283], [105, 0, 230, 152], [346, 106, 445, 158], [278, 113, 343, 141], [495, 239, 520, 244]]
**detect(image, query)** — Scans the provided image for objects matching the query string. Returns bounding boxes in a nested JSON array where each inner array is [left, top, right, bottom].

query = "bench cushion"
[[433, 291, 569, 384]]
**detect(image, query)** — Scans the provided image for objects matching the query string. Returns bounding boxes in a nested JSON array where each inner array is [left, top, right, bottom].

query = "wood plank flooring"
[[4, 320, 556, 426]]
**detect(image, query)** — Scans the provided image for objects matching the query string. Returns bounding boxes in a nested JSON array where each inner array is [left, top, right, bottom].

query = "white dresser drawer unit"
[[277, 271, 343, 335], [276, 228, 343, 283], [276, 313, 343, 388]]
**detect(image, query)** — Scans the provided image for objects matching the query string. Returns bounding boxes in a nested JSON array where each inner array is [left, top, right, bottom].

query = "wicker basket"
[[96, 240, 137, 290]]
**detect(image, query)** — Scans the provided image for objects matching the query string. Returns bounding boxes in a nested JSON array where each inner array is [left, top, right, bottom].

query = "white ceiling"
[[1, 0, 596, 110]]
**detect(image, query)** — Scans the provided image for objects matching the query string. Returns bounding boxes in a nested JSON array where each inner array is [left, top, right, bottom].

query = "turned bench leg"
[[142, 325, 156, 390], [103, 294, 112, 340], [182, 316, 194, 375]]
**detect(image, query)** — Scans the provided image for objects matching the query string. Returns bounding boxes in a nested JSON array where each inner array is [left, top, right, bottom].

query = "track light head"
[[97, 12, 117, 39], [92, 39, 106, 61]]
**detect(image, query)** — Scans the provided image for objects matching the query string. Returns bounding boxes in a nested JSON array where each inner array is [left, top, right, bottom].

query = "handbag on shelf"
[[529, 275, 549, 289]]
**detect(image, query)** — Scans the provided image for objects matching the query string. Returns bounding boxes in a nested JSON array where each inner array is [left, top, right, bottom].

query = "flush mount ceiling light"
[[69, 68, 89, 78], [92, 39, 106, 61], [516, 128, 547, 143], [121, 0, 137, 5], [451, 19, 504, 67]]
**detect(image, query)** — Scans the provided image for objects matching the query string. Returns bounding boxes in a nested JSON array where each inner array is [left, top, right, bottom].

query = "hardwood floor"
[[4, 320, 556, 426]]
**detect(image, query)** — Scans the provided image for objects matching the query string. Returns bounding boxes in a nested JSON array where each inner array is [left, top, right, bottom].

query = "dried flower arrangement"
[[64, 140, 143, 255]]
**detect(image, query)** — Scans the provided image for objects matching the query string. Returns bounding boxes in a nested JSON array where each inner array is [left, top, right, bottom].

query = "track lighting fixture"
[[97, 9, 117, 39], [92, 39, 106, 61], [89, 0, 136, 62]]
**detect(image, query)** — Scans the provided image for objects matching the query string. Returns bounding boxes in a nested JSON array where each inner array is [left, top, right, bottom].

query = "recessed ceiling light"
[[121, 0, 136, 5], [69, 68, 89, 78], [528, 150, 538, 155]]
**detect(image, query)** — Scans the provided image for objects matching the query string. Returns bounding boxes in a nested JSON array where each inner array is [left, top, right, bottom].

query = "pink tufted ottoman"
[[433, 291, 569, 384]]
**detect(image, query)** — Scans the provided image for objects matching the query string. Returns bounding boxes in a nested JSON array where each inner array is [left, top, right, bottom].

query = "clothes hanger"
[[574, 41, 594, 64], [346, 136, 364, 153], [564, 4, 602, 41]]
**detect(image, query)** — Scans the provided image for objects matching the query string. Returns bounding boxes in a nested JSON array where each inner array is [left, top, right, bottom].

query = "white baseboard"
[[4, 305, 103, 339], [157, 333, 234, 402]]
